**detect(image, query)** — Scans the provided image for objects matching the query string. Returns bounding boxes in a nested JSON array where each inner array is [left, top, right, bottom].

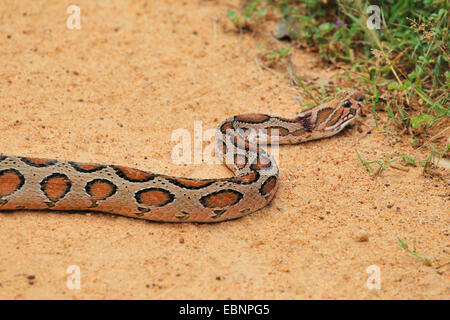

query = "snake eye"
[[343, 100, 352, 108]]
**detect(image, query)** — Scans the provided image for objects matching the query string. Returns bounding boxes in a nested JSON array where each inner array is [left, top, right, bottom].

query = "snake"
[[0, 91, 363, 222]]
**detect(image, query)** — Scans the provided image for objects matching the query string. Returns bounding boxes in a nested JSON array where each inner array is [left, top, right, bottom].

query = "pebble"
[[354, 230, 369, 242]]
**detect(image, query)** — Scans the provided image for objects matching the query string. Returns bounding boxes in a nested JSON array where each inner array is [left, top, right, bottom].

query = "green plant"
[[398, 237, 432, 266], [265, 47, 291, 62], [355, 150, 402, 177], [227, 0, 268, 28], [401, 155, 417, 166]]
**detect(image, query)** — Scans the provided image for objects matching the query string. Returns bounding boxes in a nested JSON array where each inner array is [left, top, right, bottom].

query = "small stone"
[[354, 230, 369, 242], [276, 205, 284, 212], [273, 20, 290, 40], [273, 17, 300, 41], [179, 237, 184, 244]]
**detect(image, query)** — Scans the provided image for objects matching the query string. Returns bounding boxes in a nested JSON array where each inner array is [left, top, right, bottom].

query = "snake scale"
[[0, 91, 363, 222]]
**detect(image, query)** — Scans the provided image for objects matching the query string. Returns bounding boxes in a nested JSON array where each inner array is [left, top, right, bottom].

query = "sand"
[[0, 0, 448, 299]]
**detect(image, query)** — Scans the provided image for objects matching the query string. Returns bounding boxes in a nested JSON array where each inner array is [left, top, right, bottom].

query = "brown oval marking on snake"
[[316, 107, 335, 125], [112, 165, 155, 182], [250, 155, 272, 171], [232, 135, 260, 154], [85, 179, 117, 201], [20, 157, 57, 168], [266, 126, 290, 136], [292, 128, 307, 136], [70, 162, 106, 173], [0, 169, 25, 197], [199, 189, 243, 208], [229, 171, 259, 185], [317, 107, 343, 127], [259, 176, 277, 196], [135, 188, 175, 207], [327, 107, 344, 127], [40, 173, 72, 203], [165, 177, 215, 190], [235, 114, 270, 123]]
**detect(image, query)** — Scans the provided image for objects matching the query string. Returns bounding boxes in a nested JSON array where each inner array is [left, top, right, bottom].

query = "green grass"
[[226, 0, 267, 28], [355, 145, 450, 176], [355, 150, 402, 177], [227, 0, 449, 160], [398, 237, 432, 266]]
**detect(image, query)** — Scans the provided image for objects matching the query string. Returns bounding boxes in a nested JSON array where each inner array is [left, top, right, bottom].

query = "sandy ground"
[[0, 0, 448, 299]]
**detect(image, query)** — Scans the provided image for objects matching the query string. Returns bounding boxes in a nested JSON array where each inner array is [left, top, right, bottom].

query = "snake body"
[[0, 91, 363, 222]]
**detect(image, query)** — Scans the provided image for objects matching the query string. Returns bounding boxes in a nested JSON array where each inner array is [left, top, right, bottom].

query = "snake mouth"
[[324, 113, 356, 132]]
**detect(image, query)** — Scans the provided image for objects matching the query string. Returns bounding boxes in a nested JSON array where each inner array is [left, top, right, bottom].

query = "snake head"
[[298, 90, 364, 138]]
